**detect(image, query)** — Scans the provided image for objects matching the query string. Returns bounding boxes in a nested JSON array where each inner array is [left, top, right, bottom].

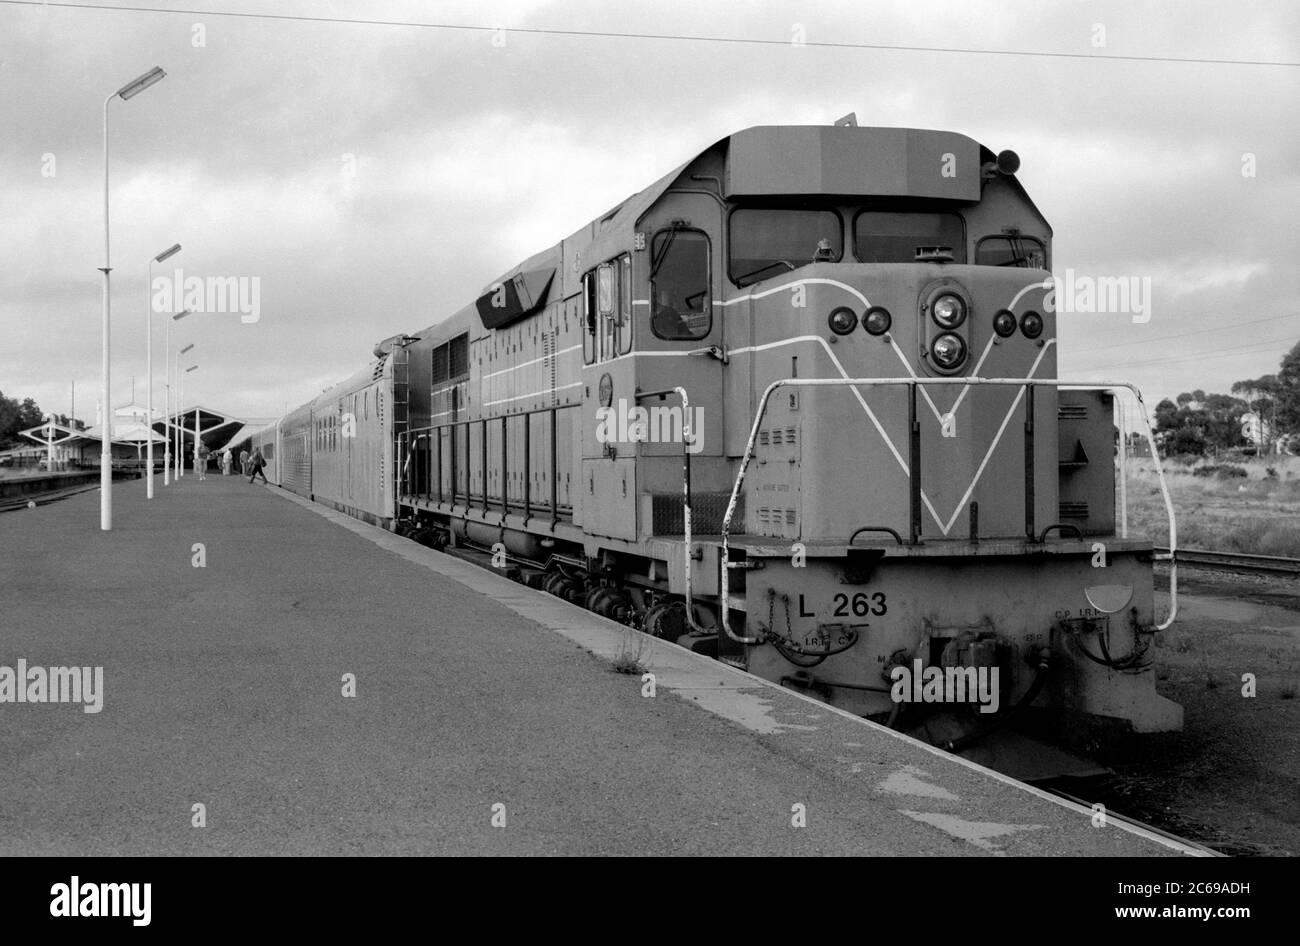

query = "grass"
[[1122, 455, 1300, 556], [611, 628, 650, 676]]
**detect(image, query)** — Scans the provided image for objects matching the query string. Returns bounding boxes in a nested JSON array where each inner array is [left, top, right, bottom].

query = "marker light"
[[1020, 311, 1044, 339], [931, 333, 967, 369], [931, 293, 966, 329], [863, 306, 892, 336], [993, 309, 1017, 337], [828, 307, 858, 335]]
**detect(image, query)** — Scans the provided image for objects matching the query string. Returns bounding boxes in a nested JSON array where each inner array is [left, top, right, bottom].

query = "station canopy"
[[165, 405, 275, 455]]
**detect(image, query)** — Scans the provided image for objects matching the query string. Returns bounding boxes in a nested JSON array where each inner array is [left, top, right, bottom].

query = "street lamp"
[[147, 243, 181, 498], [176, 345, 194, 478], [184, 365, 199, 477], [100, 65, 166, 531], [163, 306, 191, 485]]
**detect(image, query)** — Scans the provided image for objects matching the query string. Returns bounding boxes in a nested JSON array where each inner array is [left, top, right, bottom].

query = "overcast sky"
[[1, 0, 1296, 424]]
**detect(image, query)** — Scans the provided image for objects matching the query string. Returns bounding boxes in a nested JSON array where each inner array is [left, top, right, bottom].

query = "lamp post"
[[100, 65, 166, 531], [147, 243, 181, 497], [177, 352, 195, 477], [182, 361, 196, 473], [163, 307, 191, 485]]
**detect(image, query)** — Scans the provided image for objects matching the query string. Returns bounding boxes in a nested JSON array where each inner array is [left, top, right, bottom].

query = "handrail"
[[717, 376, 1178, 646], [634, 386, 705, 633], [399, 401, 581, 521]]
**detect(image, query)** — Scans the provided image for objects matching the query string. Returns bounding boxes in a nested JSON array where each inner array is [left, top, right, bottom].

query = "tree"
[[0, 391, 47, 448], [1152, 392, 1248, 457], [1275, 341, 1300, 436], [1169, 428, 1206, 456]]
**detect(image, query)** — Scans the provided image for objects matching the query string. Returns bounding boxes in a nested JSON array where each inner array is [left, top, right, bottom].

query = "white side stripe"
[[715, 277, 871, 310], [483, 381, 583, 407], [481, 344, 582, 381]]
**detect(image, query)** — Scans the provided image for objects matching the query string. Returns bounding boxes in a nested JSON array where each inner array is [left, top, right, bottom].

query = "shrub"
[[1192, 463, 1247, 479]]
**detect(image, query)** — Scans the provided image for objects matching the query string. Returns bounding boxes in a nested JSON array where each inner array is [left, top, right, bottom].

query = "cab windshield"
[[728, 208, 843, 287], [854, 211, 966, 263]]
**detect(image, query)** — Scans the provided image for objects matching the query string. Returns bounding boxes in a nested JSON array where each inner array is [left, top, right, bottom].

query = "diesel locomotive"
[[254, 122, 1183, 753]]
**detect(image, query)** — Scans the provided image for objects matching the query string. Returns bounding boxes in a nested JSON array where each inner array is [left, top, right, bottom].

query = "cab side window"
[[650, 229, 710, 341], [583, 253, 633, 362]]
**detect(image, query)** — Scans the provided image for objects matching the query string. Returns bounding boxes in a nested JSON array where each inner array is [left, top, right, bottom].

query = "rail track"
[[1034, 778, 1228, 856], [0, 482, 102, 514], [1155, 547, 1300, 577]]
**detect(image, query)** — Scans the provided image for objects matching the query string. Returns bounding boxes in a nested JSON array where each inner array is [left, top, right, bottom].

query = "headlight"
[[828, 307, 858, 335], [863, 306, 892, 336], [993, 309, 1017, 337], [1020, 311, 1044, 339], [931, 333, 967, 369], [931, 293, 966, 329]]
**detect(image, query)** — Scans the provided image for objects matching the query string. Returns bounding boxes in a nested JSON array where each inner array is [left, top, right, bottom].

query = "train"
[[251, 121, 1184, 756]]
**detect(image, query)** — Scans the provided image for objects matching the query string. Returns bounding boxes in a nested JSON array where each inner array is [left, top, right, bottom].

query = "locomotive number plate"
[[797, 592, 888, 618]]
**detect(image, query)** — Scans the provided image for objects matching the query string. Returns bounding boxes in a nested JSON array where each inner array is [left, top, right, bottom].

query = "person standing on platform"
[[196, 441, 209, 481], [248, 448, 268, 485], [222, 447, 233, 476], [240, 447, 250, 477]]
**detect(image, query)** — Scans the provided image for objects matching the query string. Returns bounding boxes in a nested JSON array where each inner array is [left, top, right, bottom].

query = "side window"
[[598, 262, 616, 360], [619, 254, 633, 355], [650, 229, 710, 341], [583, 253, 633, 362], [582, 272, 597, 364]]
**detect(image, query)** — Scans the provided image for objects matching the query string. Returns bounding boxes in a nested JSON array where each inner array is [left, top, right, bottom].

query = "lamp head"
[[116, 66, 166, 101]]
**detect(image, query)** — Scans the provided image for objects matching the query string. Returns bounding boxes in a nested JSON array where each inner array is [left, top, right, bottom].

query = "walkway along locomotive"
[[254, 123, 1184, 754]]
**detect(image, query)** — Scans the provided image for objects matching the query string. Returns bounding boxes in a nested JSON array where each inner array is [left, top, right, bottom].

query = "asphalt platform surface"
[[0, 474, 1191, 856]]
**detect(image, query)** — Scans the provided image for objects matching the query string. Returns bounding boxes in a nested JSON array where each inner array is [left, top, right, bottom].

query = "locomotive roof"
[[482, 124, 1011, 297], [401, 123, 1038, 346]]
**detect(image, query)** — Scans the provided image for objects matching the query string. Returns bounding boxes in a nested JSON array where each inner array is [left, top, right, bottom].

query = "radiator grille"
[[651, 492, 741, 535]]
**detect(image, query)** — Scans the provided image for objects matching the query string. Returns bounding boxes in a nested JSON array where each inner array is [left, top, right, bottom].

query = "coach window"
[[854, 211, 966, 263], [975, 234, 1047, 269], [729, 208, 842, 287], [650, 228, 710, 341]]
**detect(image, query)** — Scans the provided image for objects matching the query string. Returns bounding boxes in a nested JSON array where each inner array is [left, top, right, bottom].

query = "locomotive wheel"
[[590, 588, 617, 617], [644, 601, 687, 640], [584, 586, 605, 612]]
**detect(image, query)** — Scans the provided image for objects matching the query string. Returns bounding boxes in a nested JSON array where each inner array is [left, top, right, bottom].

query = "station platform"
[[0, 474, 1200, 856]]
